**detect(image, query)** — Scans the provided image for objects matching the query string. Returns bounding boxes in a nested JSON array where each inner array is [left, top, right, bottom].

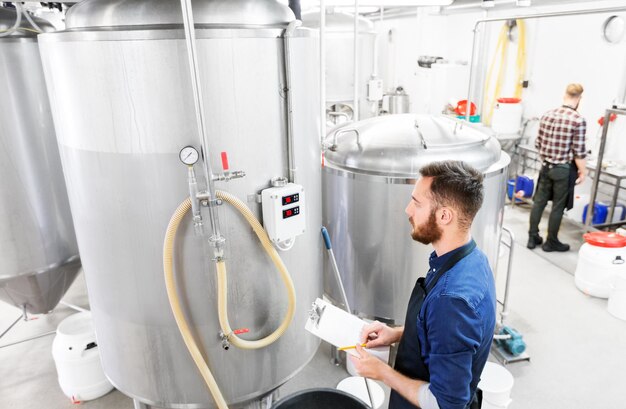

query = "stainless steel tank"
[[301, 9, 378, 122], [0, 7, 80, 315], [38, 0, 321, 407], [383, 86, 410, 114], [323, 114, 509, 324]]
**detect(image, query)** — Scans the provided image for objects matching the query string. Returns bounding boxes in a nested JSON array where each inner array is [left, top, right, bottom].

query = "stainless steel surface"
[[66, 0, 295, 29], [0, 14, 80, 314], [0, 6, 54, 38], [323, 114, 509, 323], [385, 87, 410, 114], [39, 6, 321, 407], [301, 9, 377, 120], [497, 227, 515, 326], [179, 0, 223, 253]]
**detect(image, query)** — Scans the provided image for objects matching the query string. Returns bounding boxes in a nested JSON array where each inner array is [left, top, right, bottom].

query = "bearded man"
[[350, 160, 496, 409]]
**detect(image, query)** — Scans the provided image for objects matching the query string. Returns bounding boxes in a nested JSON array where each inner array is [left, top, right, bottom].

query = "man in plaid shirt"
[[527, 83, 587, 252]]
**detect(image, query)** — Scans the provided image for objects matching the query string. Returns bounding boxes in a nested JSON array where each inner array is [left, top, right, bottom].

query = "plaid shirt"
[[535, 105, 587, 164]]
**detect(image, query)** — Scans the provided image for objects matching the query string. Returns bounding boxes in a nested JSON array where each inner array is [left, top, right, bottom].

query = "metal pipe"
[[499, 227, 515, 326], [466, 5, 626, 123], [320, 0, 327, 143], [353, 0, 360, 121], [0, 315, 22, 340], [59, 300, 90, 313], [0, 331, 56, 349], [586, 109, 613, 227], [282, 20, 301, 184], [133, 399, 151, 409], [179, 0, 223, 250]]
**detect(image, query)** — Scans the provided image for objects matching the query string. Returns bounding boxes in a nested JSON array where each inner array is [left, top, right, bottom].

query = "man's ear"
[[438, 207, 454, 226]]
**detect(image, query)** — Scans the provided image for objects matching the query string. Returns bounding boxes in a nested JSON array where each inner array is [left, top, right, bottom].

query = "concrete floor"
[[1, 203, 625, 409]]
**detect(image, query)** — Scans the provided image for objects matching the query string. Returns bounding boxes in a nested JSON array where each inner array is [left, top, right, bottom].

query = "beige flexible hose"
[[163, 198, 229, 409], [215, 190, 296, 349], [163, 191, 297, 407]]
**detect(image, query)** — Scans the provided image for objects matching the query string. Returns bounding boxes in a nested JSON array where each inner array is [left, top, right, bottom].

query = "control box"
[[261, 183, 306, 244], [367, 78, 384, 101]]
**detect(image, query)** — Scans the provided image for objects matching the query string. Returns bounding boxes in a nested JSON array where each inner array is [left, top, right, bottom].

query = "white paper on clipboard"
[[305, 298, 390, 362]]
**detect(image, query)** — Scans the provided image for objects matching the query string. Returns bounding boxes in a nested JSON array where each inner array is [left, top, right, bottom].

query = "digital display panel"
[[282, 193, 300, 206], [282, 206, 300, 219]]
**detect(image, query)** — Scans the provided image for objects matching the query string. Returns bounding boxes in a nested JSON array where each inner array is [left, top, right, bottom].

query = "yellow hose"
[[163, 190, 297, 407], [215, 190, 296, 350], [163, 198, 229, 409]]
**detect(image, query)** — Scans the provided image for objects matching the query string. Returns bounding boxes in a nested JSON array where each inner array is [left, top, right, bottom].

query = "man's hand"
[[348, 344, 390, 381], [576, 168, 586, 185], [359, 321, 403, 348]]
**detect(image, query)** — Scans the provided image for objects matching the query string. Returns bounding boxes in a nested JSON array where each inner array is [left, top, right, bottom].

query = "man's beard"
[[410, 209, 443, 245]]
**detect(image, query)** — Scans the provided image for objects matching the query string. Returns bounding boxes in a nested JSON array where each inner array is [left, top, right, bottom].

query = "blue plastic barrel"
[[507, 176, 534, 200], [583, 202, 609, 225]]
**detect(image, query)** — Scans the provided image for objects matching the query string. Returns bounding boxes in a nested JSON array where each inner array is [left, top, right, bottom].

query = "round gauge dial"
[[179, 146, 199, 165]]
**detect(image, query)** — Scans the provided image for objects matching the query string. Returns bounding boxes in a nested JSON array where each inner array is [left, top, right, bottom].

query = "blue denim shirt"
[[419, 241, 496, 409]]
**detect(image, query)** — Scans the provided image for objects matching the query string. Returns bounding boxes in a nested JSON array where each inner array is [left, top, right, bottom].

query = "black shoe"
[[542, 240, 570, 252], [527, 235, 543, 249]]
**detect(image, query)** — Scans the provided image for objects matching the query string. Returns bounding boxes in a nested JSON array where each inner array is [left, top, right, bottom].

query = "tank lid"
[[583, 232, 626, 248], [301, 9, 374, 32], [0, 7, 55, 38], [323, 114, 503, 177], [66, 0, 295, 30]]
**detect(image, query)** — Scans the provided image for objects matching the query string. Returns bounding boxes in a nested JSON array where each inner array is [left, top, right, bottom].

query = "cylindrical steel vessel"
[[0, 7, 80, 314], [39, 0, 321, 407], [384, 86, 410, 114], [323, 114, 509, 324], [301, 10, 378, 122]]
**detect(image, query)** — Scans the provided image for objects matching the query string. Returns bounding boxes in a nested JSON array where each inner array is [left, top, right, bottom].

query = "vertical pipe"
[[179, 0, 222, 246], [282, 21, 301, 184], [320, 0, 327, 142], [586, 110, 612, 227], [353, 0, 360, 121]]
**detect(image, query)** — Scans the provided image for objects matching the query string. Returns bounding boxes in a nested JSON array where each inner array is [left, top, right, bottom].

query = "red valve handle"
[[221, 151, 229, 171], [233, 328, 249, 335]]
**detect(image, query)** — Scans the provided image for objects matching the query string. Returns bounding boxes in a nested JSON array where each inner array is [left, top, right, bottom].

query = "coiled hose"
[[163, 191, 297, 408], [215, 190, 296, 349]]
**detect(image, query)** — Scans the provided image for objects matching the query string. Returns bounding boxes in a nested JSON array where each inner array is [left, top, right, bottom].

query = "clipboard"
[[305, 298, 390, 361]]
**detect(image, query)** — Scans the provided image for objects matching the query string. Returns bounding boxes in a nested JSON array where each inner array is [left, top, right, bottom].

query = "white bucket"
[[575, 243, 626, 298], [478, 362, 514, 406], [608, 273, 626, 321], [491, 99, 523, 134], [336, 376, 385, 409], [52, 312, 114, 402], [482, 398, 513, 409]]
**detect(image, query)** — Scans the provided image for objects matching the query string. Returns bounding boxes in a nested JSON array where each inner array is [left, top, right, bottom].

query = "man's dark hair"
[[419, 160, 484, 231]]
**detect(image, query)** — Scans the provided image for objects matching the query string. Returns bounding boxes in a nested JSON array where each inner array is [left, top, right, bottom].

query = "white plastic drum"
[[608, 273, 626, 321], [478, 362, 514, 408], [491, 98, 523, 134], [336, 376, 385, 409], [575, 232, 626, 298], [52, 312, 114, 402]]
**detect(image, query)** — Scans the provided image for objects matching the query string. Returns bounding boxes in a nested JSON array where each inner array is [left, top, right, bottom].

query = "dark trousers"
[[529, 163, 570, 242]]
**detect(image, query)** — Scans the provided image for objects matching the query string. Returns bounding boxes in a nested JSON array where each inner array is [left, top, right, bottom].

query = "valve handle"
[[221, 151, 229, 171], [233, 328, 249, 335]]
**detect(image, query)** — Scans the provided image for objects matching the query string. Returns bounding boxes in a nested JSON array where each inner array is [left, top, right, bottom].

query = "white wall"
[[375, 0, 626, 163]]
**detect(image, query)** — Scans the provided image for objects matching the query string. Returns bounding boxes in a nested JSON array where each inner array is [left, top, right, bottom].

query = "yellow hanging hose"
[[163, 190, 297, 408], [483, 20, 527, 126], [164, 197, 229, 409], [215, 190, 296, 350]]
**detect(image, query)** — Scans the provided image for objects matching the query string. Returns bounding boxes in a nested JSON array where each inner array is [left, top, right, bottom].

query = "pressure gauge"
[[179, 146, 199, 165]]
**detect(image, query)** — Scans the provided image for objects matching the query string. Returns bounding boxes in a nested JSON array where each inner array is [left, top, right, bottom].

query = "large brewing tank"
[[323, 114, 509, 324], [301, 9, 378, 123], [0, 7, 80, 314], [38, 0, 321, 407]]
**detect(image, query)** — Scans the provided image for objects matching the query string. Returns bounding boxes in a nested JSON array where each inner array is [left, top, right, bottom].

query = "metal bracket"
[[308, 302, 326, 328]]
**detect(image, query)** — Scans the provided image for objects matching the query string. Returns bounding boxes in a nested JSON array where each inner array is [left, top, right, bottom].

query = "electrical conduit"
[[164, 191, 297, 407]]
